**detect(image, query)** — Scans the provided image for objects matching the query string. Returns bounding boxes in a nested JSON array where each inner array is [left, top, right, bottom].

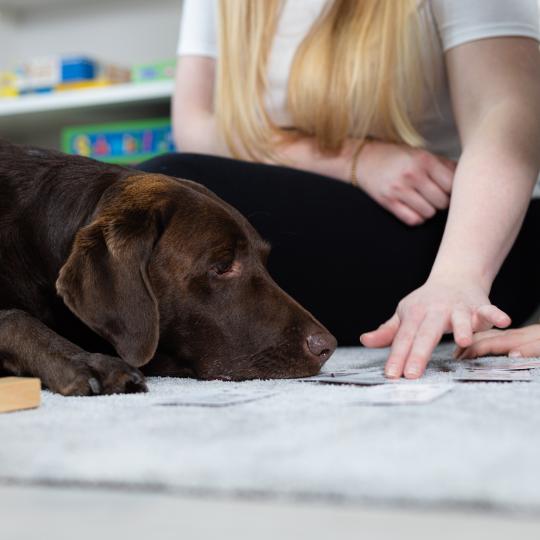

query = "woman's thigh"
[[138, 153, 540, 345]]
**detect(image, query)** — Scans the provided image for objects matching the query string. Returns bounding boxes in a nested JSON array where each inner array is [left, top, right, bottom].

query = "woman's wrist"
[[427, 263, 493, 293], [349, 137, 371, 187], [270, 133, 375, 185], [280, 136, 367, 183]]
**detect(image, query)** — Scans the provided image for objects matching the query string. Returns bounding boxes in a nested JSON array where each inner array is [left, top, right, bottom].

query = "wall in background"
[[0, 0, 182, 149], [0, 0, 182, 70]]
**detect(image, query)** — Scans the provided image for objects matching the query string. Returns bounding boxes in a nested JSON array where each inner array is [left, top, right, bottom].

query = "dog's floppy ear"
[[56, 182, 171, 367]]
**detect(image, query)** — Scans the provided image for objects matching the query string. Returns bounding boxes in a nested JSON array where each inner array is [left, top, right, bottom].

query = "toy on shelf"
[[62, 118, 176, 165], [1, 55, 130, 97], [55, 62, 130, 91], [131, 59, 175, 83], [0, 71, 18, 98], [0, 56, 174, 99]]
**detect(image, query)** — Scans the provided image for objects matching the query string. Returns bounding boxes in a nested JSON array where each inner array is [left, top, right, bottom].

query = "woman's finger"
[[415, 178, 450, 210], [450, 306, 473, 348], [457, 332, 526, 359], [474, 305, 512, 330], [455, 329, 503, 357], [439, 156, 458, 171], [509, 339, 540, 358], [360, 313, 400, 348], [384, 309, 425, 378], [403, 312, 446, 378], [427, 158, 455, 194], [398, 189, 437, 220], [471, 328, 504, 342], [387, 200, 424, 226], [459, 326, 540, 359], [455, 328, 516, 359]]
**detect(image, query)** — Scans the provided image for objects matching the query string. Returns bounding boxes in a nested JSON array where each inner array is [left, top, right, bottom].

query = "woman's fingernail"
[[509, 351, 522, 358], [385, 366, 400, 378], [405, 364, 421, 377]]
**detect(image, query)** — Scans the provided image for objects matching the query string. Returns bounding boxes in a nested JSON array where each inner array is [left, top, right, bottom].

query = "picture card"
[[349, 383, 455, 406], [155, 388, 278, 408], [299, 366, 387, 386], [464, 359, 540, 371], [453, 369, 532, 382]]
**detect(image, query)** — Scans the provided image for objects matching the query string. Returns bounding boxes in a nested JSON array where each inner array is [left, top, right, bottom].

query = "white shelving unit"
[[0, 0, 181, 148], [0, 81, 174, 148], [0, 80, 173, 119]]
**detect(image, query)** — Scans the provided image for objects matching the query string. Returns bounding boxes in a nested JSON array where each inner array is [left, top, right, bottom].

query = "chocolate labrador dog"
[[0, 140, 336, 395]]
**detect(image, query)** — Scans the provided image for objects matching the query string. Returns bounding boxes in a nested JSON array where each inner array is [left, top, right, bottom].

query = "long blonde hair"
[[216, 0, 425, 161]]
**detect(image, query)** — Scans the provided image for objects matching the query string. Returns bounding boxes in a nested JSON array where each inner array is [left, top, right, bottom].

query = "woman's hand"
[[355, 140, 457, 226], [454, 325, 540, 359], [359, 276, 512, 378]]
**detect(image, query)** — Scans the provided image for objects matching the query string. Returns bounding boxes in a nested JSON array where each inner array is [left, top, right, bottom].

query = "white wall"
[[0, 0, 183, 148], [0, 0, 182, 71]]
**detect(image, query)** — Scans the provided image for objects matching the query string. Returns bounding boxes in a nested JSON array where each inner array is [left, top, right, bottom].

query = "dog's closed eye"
[[211, 260, 242, 278]]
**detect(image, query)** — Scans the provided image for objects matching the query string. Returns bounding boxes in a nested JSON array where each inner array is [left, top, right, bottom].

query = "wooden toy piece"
[[0, 377, 41, 414]]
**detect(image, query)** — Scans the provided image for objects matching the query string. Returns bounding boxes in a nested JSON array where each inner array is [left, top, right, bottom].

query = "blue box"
[[61, 57, 96, 82]]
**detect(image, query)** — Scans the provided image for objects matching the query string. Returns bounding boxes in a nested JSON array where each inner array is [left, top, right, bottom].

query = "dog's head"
[[56, 174, 336, 380]]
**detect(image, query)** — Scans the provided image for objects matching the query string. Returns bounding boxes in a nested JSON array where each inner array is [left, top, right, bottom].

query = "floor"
[[2, 483, 540, 540], [3, 345, 540, 512], [3, 343, 540, 539]]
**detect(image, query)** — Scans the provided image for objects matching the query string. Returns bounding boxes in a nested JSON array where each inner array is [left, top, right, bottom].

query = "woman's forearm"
[[430, 101, 540, 290], [173, 106, 354, 180], [272, 135, 357, 181], [173, 110, 231, 157]]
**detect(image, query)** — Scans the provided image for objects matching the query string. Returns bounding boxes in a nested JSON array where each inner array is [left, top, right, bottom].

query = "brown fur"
[[0, 140, 336, 396]]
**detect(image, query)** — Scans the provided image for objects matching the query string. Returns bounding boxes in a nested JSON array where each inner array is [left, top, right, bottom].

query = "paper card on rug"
[[154, 388, 279, 408], [349, 383, 455, 406], [298, 366, 387, 386], [453, 368, 532, 382], [463, 359, 540, 371]]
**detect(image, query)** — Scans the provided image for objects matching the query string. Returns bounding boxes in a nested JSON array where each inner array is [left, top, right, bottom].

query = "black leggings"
[[138, 153, 540, 345]]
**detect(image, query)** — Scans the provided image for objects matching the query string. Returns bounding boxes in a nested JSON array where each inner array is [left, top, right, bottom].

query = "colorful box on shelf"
[[131, 59, 176, 82], [0, 71, 18, 98], [62, 119, 175, 165], [15, 56, 93, 94], [62, 56, 96, 82], [10, 56, 130, 95]]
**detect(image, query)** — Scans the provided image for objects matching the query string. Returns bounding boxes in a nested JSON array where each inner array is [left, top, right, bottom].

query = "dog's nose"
[[305, 332, 337, 363]]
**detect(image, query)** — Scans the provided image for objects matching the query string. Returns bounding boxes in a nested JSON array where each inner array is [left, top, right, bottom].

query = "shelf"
[[0, 80, 174, 119], [0, 0, 129, 12], [0, 80, 174, 148]]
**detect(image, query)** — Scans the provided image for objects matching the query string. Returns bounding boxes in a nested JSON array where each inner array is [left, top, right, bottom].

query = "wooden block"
[[0, 377, 41, 414]]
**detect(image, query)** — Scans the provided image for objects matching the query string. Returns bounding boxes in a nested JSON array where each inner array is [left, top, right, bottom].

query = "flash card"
[[305, 374, 387, 386], [349, 383, 455, 406], [155, 389, 278, 408], [308, 366, 383, 378], [466, 359, 540, 371], [453, 369, 532, 382], [300, 366, 387, 386]]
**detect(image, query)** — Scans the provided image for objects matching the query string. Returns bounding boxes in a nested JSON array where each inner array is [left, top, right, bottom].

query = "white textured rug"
[[1, 344, 540, 514]]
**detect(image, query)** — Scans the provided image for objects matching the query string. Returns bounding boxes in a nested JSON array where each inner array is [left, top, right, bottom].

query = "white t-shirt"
[[177, 0, 540, 188]]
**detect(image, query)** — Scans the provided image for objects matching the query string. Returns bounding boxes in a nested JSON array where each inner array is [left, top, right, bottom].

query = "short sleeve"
[[430, 0, 540, 52], [177, 0, 218, 57]]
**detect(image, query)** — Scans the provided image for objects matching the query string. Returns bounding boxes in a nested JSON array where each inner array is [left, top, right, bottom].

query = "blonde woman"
[[139, 0, 540, 378]]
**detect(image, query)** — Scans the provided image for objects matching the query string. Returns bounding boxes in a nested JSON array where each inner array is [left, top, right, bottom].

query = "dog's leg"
[[0, 309, 147, 396]]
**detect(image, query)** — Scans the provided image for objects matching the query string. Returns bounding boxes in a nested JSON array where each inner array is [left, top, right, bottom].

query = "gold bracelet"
[[349, 137, 370, 187]]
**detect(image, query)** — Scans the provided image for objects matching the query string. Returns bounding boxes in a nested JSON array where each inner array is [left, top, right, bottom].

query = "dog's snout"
[[305, 332, 337, 363]]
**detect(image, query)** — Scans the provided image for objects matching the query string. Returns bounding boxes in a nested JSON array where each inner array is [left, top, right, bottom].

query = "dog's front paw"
[[71, 352, 148, 395], [45, 360, 106, 397]]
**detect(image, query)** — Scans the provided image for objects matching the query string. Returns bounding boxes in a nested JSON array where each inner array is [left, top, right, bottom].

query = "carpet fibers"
[[1, 344, 540, 514]]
